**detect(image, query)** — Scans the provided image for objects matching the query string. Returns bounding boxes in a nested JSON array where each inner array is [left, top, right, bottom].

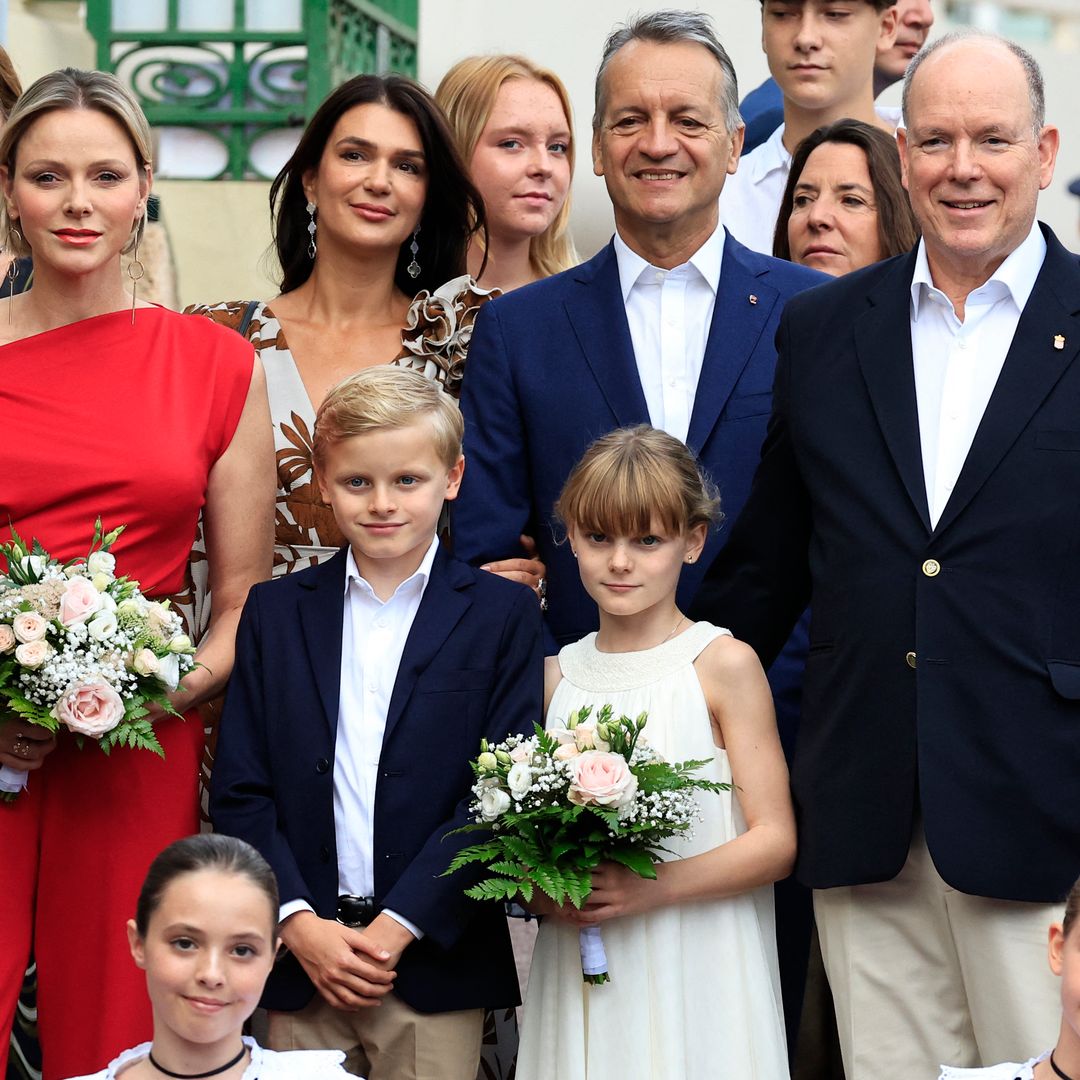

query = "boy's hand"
[[362, 913, 416, 971], [280, 911, 397, 1010]]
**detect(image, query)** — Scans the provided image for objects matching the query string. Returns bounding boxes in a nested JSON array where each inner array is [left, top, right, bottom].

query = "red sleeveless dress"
[[0, 308, 253, 1080]]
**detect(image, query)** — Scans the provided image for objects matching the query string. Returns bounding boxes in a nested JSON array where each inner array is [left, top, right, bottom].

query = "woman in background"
[[436, 54, 577, 293], [773, 118, 919, 276], [189, 73, 542, 595]]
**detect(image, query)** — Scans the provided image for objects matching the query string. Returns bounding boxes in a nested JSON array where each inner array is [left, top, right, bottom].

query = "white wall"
[[419, 2, 1080, 254]]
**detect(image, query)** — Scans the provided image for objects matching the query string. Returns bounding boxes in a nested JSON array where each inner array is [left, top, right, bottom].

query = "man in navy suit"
[[695, 30, 1077, 1076], [452, 9, 824, 1056], [211, 368, 542, 1080]]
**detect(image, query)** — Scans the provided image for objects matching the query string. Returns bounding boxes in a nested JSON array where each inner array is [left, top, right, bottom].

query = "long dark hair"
[[773, 118, 919, 266], [270, 74, 486, 295], [135, 834, 280, 940]]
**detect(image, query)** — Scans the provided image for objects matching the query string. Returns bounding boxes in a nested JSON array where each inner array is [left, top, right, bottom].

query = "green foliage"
[[100, 717, 164, 758]]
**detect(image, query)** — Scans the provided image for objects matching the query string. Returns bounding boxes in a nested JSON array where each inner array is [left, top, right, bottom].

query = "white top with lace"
[[66, 1036, 350, 1080]]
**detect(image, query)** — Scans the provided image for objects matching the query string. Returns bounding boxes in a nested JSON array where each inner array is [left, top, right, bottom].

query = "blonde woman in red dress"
[[0, 68, 274, 1080]]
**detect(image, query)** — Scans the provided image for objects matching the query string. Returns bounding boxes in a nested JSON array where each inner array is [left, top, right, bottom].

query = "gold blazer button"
[[905, 651, 917, 669], [922, 559, 941, 577]]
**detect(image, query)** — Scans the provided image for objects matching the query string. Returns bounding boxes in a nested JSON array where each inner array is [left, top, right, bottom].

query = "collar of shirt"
[[613, 222, 724, 302], [343, 535, 439, 603], [910, 220, 1046, 321]]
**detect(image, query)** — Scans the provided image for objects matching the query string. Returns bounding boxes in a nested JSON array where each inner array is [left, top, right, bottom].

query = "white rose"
[[132, 648, 160, 677], [477, 751, 498, 773], [479, 786, 512, 822], [86, 551, 116, 577], [168, 634, 193, 654], [146, 602, 173, 634], [17, 555, 45, 579], [155, 652, 181, 691], [117, 598, 144, 615], [14, 640, 50, 668], [509, 744, 531, 763], [507, 761, 532, 799], [86, 611, 118, 642], [91, 572, 112, 593], [0, 625, 15, 653], [12, 611, 48, 643]]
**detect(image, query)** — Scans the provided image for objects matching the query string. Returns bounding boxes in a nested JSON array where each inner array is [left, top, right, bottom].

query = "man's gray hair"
[[593, 9, 742, 134], [902, 29, 1045, 138]]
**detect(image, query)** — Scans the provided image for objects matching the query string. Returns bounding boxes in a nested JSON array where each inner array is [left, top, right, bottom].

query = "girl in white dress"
[[516, 425, 796, 1079], [938, 876, 1080, 1080], [66, 835, 348, 1080]]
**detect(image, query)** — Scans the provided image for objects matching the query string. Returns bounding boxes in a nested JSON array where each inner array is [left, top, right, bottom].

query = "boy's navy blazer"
[[210, 544, 543, 1014]]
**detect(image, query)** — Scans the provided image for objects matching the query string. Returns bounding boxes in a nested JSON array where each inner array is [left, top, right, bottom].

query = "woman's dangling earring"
[[306, 201, 317, 259], [128, 228, 145, 325], [7, 222, 22, 323], [407, 226, 421, 279]]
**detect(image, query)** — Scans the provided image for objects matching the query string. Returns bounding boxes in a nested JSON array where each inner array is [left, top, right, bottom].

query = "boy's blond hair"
[[556, 425, 721, 538], [313, 367, 464, 470]]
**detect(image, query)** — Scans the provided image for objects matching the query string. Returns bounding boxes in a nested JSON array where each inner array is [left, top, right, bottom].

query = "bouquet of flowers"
[[0, 519, 197, 799], [446, 704, 728, 983]]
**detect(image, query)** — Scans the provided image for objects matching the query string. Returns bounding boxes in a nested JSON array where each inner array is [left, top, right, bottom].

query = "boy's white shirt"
[[278, 536, 440, 940], [720, 105, 901, 256]]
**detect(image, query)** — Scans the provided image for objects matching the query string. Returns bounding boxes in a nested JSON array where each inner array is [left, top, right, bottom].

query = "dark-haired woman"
[[189, 73, 543, 592], [773, 118, 919, 276], [67, 835, 349, 1080]]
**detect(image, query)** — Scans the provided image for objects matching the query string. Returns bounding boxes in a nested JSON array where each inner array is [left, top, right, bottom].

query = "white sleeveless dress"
[[516, 622, 790, 1079]]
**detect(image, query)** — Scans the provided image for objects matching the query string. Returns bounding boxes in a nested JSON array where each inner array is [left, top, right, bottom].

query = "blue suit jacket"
[[453, 233, 824, 737], [694, 226, 1080, 901], [210, 545, 543, 1013]]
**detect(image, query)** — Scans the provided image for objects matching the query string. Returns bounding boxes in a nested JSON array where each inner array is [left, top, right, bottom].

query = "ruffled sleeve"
[[396, 274, 500, 399]]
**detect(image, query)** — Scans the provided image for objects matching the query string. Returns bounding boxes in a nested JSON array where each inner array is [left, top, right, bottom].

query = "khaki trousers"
[[814, 828, 1061, 1079], [268, 991, 484, 1080]]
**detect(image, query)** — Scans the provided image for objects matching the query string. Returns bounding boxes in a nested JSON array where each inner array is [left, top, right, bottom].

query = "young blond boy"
[[212, 367, 542, 1079]]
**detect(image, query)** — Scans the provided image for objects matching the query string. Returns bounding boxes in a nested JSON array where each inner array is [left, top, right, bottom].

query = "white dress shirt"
[[721, 107, 901, 256], [613, 224, 724, 444], [911, 222, 1046, 527], [279, 538, 439, 939]]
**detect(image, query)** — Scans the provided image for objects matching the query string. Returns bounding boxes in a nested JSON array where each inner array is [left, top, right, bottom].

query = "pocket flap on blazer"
[[1048, 660, 1080, 699], [1035, 430, 1080, 452]]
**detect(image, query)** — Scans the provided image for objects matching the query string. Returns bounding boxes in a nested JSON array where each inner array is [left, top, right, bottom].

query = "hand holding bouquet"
[[0, 519, 197, 799], [445, 704, 728, 983]]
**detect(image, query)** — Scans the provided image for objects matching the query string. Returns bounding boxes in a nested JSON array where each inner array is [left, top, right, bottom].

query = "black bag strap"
[[237, 299, 259, 339]]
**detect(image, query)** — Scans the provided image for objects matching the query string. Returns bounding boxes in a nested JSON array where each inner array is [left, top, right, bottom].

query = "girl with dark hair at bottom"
[[938, 877, 1079, 1080], [188, 73, 544, 596], [66, 836, 350, 1080]]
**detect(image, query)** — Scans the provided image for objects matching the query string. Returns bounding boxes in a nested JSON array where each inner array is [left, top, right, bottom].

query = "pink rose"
[[55, 679, 125, 738], [553, 742, 580, 762], [14, 640, 49, 668], [0, 625, 15, 653], [13, 611, 48, 643], [58, 576, 103, 626], [509, 744, 531, 763], [568, 751, 638, 810]]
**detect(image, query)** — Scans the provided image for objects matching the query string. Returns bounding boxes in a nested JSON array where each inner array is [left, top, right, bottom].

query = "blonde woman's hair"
[[556, 425, 722, 539], [436, 54, 578, 279], [0, 68, 152, 258], [314, 366, 464, 471]]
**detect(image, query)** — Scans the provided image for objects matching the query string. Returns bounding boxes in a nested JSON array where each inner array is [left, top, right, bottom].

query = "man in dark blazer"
[[452, 10, 824, 1056], [694, 30, 1077, 1076]]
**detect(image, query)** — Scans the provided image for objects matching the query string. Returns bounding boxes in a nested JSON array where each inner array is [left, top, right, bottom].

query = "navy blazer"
[[453, 232, 824, 736], [694, 225, 1080, 902], [210, 545, 543, 1013]]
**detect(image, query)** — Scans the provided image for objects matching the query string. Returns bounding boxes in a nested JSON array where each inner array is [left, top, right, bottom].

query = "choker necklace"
[[1051, 1051, 1076, 1080], [148, 1045, 247, 1080]]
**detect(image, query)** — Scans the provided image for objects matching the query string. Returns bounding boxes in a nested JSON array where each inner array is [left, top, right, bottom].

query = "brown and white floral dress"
[[187, 274, 497, 580]]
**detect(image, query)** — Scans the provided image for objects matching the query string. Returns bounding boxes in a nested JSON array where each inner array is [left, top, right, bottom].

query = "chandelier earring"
[[407, 225, 421, 279], [128, 227, 145, 325], [306, 201, 317, 259]]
